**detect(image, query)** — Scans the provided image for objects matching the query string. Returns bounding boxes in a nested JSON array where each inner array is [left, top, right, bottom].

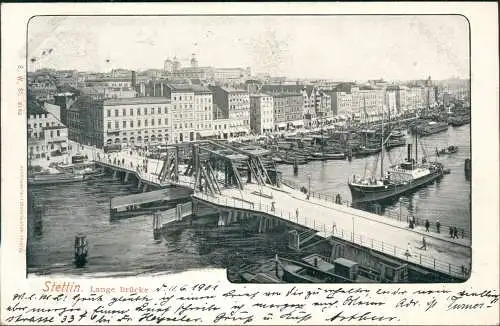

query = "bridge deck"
[[194, 183, 471, 278], [92, 148, 470, 279]]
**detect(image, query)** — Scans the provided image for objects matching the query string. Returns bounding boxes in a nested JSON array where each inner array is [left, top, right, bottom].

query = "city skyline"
[[28, 15, 469, 80]]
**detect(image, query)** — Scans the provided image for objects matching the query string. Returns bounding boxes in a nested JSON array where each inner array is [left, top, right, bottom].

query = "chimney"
[[407, 144, 412, 161], [131, 71, 136, 88]]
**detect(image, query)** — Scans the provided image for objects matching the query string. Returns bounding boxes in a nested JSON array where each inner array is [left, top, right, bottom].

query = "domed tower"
[[190, 54, 198, 68], [173, 56, 181, 71], [426, 75, 432, 86], [164, 58, 174, 73]]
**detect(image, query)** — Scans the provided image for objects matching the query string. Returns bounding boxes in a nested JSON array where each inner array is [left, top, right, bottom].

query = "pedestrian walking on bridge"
[[425, 219, 430, 232], [419, 237, 427, 250], [453, 226, 458, 239], [436, 219, 441, 233]]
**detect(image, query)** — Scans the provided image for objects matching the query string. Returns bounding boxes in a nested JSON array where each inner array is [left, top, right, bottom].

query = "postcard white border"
[[1, 3, 499, 325]]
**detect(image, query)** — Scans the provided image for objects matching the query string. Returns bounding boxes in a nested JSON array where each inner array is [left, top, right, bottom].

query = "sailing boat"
[[348, 109, 445, 204]]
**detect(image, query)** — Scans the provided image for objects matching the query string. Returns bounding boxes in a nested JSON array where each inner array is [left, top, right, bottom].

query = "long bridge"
[[90, 140, 471, 281]]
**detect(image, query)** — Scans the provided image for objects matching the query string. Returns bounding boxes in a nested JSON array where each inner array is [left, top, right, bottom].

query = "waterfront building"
[[353, 86, 385, 120], [213, 118, 232, 139], [396, 85, 409, 112], [210, 85, 250, 136], [436, 78, 470, 105], [249, 94, 274, 135], [260, 84, 306, 128], [103, 97, 173, 146], [317, 91, 332, 119], [165, 84, 214, 142], [406, 86, 424, 111], [384, 87, 398, 117], [330, 91, 353, 118], [271, 93, 303, 131], [27, 98, 68, 160], [66, 88, 174, 148]]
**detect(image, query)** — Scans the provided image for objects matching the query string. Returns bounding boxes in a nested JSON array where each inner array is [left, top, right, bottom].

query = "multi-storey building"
[[27, 100, 68, 161], [330, 91, 353, 117], [271, 93, 303, 130], [165, 84, 214, 142], [210, 86, 250, 136], [249, 94, 274, 135], [54, 91, 78, 126], [396, 86, 408, 112], [406, 86, 424, 111], [103, 97, 173, 146], [354, 86, 385, 118], [213, 119, 231, 139], [213, 67, 251, 81], [260, 84, 306, 128], [384, 88, 398, 117], [435, 78, 470, 104], [66, 88, 174, 148]]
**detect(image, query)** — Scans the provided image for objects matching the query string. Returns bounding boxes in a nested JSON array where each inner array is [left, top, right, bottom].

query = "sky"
[[27, 15, 470, 80]]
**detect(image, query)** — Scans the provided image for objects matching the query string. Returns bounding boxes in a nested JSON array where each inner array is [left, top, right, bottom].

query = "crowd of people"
[[408, 216, 466, 240]]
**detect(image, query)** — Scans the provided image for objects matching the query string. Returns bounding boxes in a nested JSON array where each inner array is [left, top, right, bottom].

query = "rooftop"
[[43, 125, 66, 130], [104, 97, 172, 106], [167, 84, 212, 93], [27, 96, 48, 116], [272, 92, 303, 97], [249, 93, 272, 97], [210, 85, 247, 94]]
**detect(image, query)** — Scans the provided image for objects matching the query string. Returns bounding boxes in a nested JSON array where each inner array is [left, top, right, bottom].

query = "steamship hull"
[[349, 170, 443, 204]]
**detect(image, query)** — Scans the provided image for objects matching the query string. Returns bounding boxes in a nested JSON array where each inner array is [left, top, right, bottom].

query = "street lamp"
[[307, 174, 311, 200], [399, 197, 403, 221], [352, 215, 355, 241]]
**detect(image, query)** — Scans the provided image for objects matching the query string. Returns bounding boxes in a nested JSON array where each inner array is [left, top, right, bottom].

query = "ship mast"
[[380, 108, 384, 179], [415, 128, 418, 163]]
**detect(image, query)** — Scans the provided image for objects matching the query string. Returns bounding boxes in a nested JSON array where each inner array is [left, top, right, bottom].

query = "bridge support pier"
[[258, 216, 275, 233], [192, 200, 199, 217], [218, 211, 229, 227], [112, 170, 118, 179], [153, 212, 162, 241], [137, 180, 142, 190], [142, 184, 149, 192], [288, 229, 300, 250], [124, 172, 129, 183]]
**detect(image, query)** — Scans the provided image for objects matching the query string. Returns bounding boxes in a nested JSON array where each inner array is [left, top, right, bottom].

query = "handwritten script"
[[3, 282, 499, 324]]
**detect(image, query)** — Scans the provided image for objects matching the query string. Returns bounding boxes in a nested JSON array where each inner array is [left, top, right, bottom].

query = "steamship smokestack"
[[407, 144, 412, 162]]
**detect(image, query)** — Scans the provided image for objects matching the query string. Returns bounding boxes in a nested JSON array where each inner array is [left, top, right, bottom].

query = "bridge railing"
[[94, 155, 195, 189], [281, 176, 470, 240], [193, 191, 469, 279]]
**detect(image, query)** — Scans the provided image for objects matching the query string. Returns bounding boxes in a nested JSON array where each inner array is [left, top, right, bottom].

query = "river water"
[[278, 124, 471, 232], [27, 176, 289, 277], [27, 125, 470, 277]]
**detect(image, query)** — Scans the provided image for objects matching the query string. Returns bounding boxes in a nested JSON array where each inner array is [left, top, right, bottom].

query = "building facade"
[[210, 86, 250, 136], [330, 91, 353, 117], [165, 84, 214, 142], [103, 97, 173, 147], [272, 93, 303, 130], [27, 105, 68, 161], [384, 88, 398, 117], [249, 94, 274, 135]]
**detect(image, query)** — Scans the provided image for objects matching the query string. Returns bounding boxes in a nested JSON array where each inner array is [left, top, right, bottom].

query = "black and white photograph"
[[26, 15, 472, 284]]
